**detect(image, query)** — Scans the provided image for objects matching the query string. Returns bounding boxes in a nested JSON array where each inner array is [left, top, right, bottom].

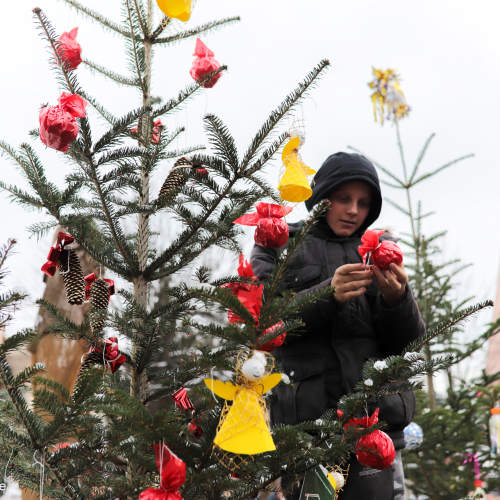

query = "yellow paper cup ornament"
[[156, 0, 193, 22], [204, 351, 281, 457], [278, 122, 316, 203]]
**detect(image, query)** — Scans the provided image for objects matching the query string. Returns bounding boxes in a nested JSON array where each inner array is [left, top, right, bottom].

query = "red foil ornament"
[[41, 231, 75, 276], [172, 388, 194, 413], [84, 273, 115, 301], [139, 443, 186, 500], [57, 27, 82, 70], [131, 119, 163, 144], [39, 93, 87, 152], [233, 203, 293, 248], [338, 408, 395, 471], [187, 421, 203, 439], [190, 38, 221, 88], [88, 337, 126, 374], [358, 229, 403, 271], [257, 321, 286, 352]]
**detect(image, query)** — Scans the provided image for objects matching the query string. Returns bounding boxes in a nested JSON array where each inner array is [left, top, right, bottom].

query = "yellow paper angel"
[[204, 355, 281, 455], [277, 125, 316, 203], [156, 0, 193, 22]]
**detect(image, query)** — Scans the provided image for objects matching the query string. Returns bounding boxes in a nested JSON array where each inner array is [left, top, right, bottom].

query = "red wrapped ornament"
[[57, 27, 82, 70], [233, 203, 293, 248], [223, 254, 286, 351], [139, 443, 186, 500], [338, 408, 395, 471], [190, 38, 222, 88], [187, 421, 203, 439], [41, 231, 75, 276], [257, 321, 286, 352], [39, 93, 87, 152], [87, 337, 126, 374], [172, 388, 195, 413], [358, 229, 403, 271], [131, 119, 163, 144]]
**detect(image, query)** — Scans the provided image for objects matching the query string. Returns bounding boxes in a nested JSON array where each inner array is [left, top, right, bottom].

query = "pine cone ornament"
[[58, 249, 85, 305], [89, 279, 110, 333], [158, 156, 196, 200], [72, 340, 105, 398]]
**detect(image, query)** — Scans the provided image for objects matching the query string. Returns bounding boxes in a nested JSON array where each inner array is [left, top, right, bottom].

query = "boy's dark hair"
[[305, 152, 382, 231]]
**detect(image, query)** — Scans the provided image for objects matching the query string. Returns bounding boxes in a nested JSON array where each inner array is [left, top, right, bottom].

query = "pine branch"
[[153, 16, 240, 44], [411, 154, 474, 187], [241, 59, 330, 169], [82, 59, 139, 86], [409, 133, 435, 183], [81, 92, 117, 125], [56, 0, 136, 39], [203, 115, 239, 171]]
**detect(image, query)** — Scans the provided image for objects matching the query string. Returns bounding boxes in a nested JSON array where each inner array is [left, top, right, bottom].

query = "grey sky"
[[1, 0, 499, 378]]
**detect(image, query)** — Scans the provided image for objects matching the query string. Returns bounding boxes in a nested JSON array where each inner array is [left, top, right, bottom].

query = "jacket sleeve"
[[372, 283, 426, 355], [250, 243, 340, 333]]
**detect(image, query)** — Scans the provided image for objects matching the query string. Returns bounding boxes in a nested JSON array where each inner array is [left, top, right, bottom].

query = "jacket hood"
[[305, 152, 382, 231]]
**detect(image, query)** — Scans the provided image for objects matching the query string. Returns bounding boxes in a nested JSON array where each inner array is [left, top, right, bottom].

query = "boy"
[[251, 152, 425, 499]]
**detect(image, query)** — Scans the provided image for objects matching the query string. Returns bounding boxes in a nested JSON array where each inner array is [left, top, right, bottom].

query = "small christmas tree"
[[0, 7, 493, 500]]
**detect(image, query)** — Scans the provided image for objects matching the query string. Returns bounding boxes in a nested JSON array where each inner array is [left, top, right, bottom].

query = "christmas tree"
[[350, 68, 500, 499], [0, 5, 493, 500]]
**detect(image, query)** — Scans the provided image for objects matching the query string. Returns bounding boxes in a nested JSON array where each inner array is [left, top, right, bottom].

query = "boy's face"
[[325, 181, 372, 237]]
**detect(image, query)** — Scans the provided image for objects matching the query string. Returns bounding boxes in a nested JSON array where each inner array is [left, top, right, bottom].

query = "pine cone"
[[90, 279, 110, 333], [58, 249, 85, 305], [158, 156, 195, 200], [73, 341, 105, 398]]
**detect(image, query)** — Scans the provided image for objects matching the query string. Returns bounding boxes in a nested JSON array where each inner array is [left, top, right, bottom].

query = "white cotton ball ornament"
[[241, 358, 265, 381]]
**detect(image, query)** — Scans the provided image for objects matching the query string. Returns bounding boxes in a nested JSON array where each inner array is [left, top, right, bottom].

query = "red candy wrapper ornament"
[[172, 387, 195, 413], [223, 254, 286, 350], [57, 28, 82, 70], [190, 38, 221, 88], [257, 321, 286, 352], [139, 443, 186, 500], [88, 337, 126, 374], [358, 229, 403, 271], [233, 203, 293, 248], [188, 421, 203, 439], [39, 93, 87, 152], [338, 408, 395, 471], [131, 119, 163, 144]]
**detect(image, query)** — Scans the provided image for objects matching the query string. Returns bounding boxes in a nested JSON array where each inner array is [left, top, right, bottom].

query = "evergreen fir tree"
[[0, 4, 493, 500]]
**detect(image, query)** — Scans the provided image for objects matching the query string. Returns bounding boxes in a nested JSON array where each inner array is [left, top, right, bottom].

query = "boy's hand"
[[372, 263, 408, 308], [330, 263, 373, 305]]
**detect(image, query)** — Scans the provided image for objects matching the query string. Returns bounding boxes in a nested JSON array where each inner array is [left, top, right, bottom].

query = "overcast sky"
[[1, 0, 499, 382]]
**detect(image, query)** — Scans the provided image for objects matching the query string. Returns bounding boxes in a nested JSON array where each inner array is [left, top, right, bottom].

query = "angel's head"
[[241, 356, 266, 381]]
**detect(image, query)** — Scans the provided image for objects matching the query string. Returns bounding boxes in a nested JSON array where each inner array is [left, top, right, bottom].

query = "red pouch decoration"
[[41, 231, 75, 276], [358, 229, 403, 271], [39, 93, 87, 152], [84, 273, 115, 301], [187, 421, 203, 439], [88, 337, 126, 374], [223, 254, 286, 351], [190, 38, 222, 88], [338, 408, 395, 470], [57, 27, 82, 70], [233, 203, 293, 248], [131, 119, 163, 144], [257, 321, 286, 352], [139, 443, 186, 500]]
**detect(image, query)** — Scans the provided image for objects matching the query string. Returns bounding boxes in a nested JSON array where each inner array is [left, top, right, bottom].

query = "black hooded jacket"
[[250, 152, 425, 449]]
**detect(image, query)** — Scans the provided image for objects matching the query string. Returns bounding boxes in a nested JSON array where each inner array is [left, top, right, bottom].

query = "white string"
[[159, 440, 166, 492], [32, 451, 45, 500], [3, 447, 13, 481], [210, 367, 216, 401]]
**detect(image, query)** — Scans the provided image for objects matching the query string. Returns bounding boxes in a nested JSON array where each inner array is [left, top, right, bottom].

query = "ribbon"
[[463, 453, 481, 481], [88, 337, 125, 374], [41, 232, 74, 276], [84, 273, 115, 301], [172, 388, 194, 413], [358, 229, 384, 266], [138, 443, 186, 500]]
